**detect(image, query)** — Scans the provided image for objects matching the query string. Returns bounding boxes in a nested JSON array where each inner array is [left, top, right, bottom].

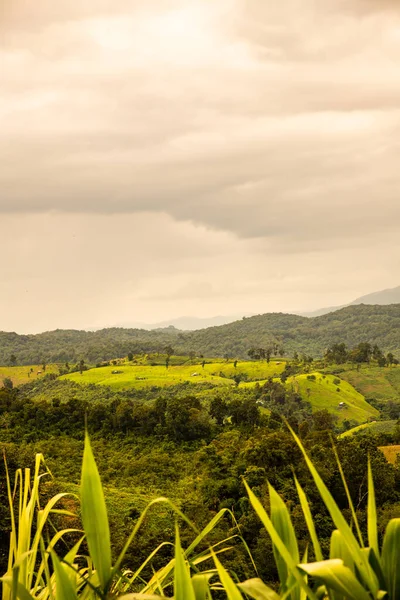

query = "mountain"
[[350, 286, 400, 306], [112, 314, 250, 331], [1, 304, 399, 365], [301, 285, 400, 317]]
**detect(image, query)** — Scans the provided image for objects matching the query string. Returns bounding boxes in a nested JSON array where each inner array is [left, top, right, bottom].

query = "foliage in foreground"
[[1, 426, 400, 599]]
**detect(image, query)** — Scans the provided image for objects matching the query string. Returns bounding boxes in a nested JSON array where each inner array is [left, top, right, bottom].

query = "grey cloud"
[[1, 0, 400, 252]]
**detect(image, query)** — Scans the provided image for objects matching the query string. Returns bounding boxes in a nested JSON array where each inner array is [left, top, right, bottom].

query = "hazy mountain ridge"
[[301, 285, 400, 317], [1, 303, 399, 365]]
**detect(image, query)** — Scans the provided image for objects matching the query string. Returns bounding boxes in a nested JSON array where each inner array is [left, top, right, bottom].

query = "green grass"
[[287, 372, 379, 424], [60, 360, 286, 391], [0, 364, 59, 387], [339, 365, 400, 402], [339, 420, 398, 438]]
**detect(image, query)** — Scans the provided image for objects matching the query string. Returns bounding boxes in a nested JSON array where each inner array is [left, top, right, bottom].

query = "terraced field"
[[340, 365, 400, 402], [287, 372, 379, 424], [61, 360, 286, 390], [339, 420, 398, 438], [0, 364, 59, 387]]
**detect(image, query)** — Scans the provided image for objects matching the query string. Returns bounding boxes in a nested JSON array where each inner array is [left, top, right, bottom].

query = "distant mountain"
[[350, 286, 400, 306], [301, 285, 400, 317], [113, 314, 251, 331], [1, 304, 399, 365]]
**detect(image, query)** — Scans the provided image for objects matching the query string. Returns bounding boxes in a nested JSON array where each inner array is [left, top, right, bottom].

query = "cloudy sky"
[[1, 0, 399, 333]]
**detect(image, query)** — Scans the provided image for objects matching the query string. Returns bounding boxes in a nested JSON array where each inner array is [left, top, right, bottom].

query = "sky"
[[1, 0, 400, 333]]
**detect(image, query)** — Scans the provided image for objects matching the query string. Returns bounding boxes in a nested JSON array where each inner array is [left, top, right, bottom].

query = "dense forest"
[[1, 375, 400, 586], [1, 304, 399, 365]]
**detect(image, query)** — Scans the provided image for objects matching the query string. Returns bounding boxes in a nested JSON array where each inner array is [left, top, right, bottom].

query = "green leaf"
[[51, 552, 78, 600], [330, 530, 354, 570], [239, 578, 281, 600], [367, 458, 379, 557], [244, 481, 317, 600], [299, 559, 371, 600], [174, 524, 196, 600], [286, 422, 379, 597], [213, 554, 243, 600], [381, 518, 400, 599], [191, 573, 212, 600], [268, 482, 299, 597], [294, 476, 323, 562], [80, 432, 111, 591], [0, 575, 35, 600]]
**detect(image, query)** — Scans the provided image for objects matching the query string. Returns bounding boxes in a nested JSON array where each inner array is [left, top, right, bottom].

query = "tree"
[[349, 342, 372, 364], [9, 355, 17, 366], [2, 378, 13, 390], [312, 409, 336, 431], [209, 397, 228, 425], [165, 356, 170, 369], [325, 343, 348, 365], [372, 344, 384, 362], [164, 346, 174, 358], [127, 352, 134, 362]]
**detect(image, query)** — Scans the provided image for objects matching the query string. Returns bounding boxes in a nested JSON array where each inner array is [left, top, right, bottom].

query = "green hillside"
[[287, 372, 379, 424], [339, 420, 398, 438], [340, 365, 400, 402], [1, 304, 399, 365], [61, 360, 374, 425], [182, 304, 400, 358], [0, 364, 59, 387], [61, 359, 286, 390]]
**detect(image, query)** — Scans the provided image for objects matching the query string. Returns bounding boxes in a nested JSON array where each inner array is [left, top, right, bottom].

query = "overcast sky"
[[1, 0, 399, 333]]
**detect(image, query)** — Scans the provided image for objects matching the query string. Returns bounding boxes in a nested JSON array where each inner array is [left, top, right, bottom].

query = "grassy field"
[[339, 365, 400, 402], [61, 360, 286, 390], [287, 372, 379, 424], [378, 445, 400, 464], [0, 364, 59, 387], [339, 420, 398, 438]]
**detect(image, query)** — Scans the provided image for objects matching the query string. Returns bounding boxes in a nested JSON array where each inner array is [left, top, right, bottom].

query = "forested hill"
[[0, 304, 399, 365], [183, 304, 400, 358]]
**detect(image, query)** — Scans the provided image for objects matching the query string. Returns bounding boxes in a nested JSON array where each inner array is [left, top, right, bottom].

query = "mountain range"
[[108, 285, 400, 330], [300, 285, 400, 318], [1, 303, 399, 365]]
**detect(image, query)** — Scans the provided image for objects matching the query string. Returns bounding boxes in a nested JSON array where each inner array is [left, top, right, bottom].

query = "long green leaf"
[[294, 476, 323, 562], [331, 443, 363, 547], [213, 554, 243, 600], [239, 578, 281, 600], [80, 432, 111, 591], [174, 524, 196, 600], [367, 458, 379, 557], [286, 423, 379, 597], [268, 483, 299, 599], [51, 552, 78, 600], [330, 530, 354, 570], [244, 481, 317, 600], [299, 559, 371, 600], [381, 518, 400, 599], [191, 573, 212, 600]]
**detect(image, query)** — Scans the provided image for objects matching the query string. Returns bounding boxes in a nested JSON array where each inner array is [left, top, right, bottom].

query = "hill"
[[302, 285, 400, 317], [0, 304, 399, 365], [180, 304, 400, 358], [340, 365, 400, 403], [339, 421, 398, 438]]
